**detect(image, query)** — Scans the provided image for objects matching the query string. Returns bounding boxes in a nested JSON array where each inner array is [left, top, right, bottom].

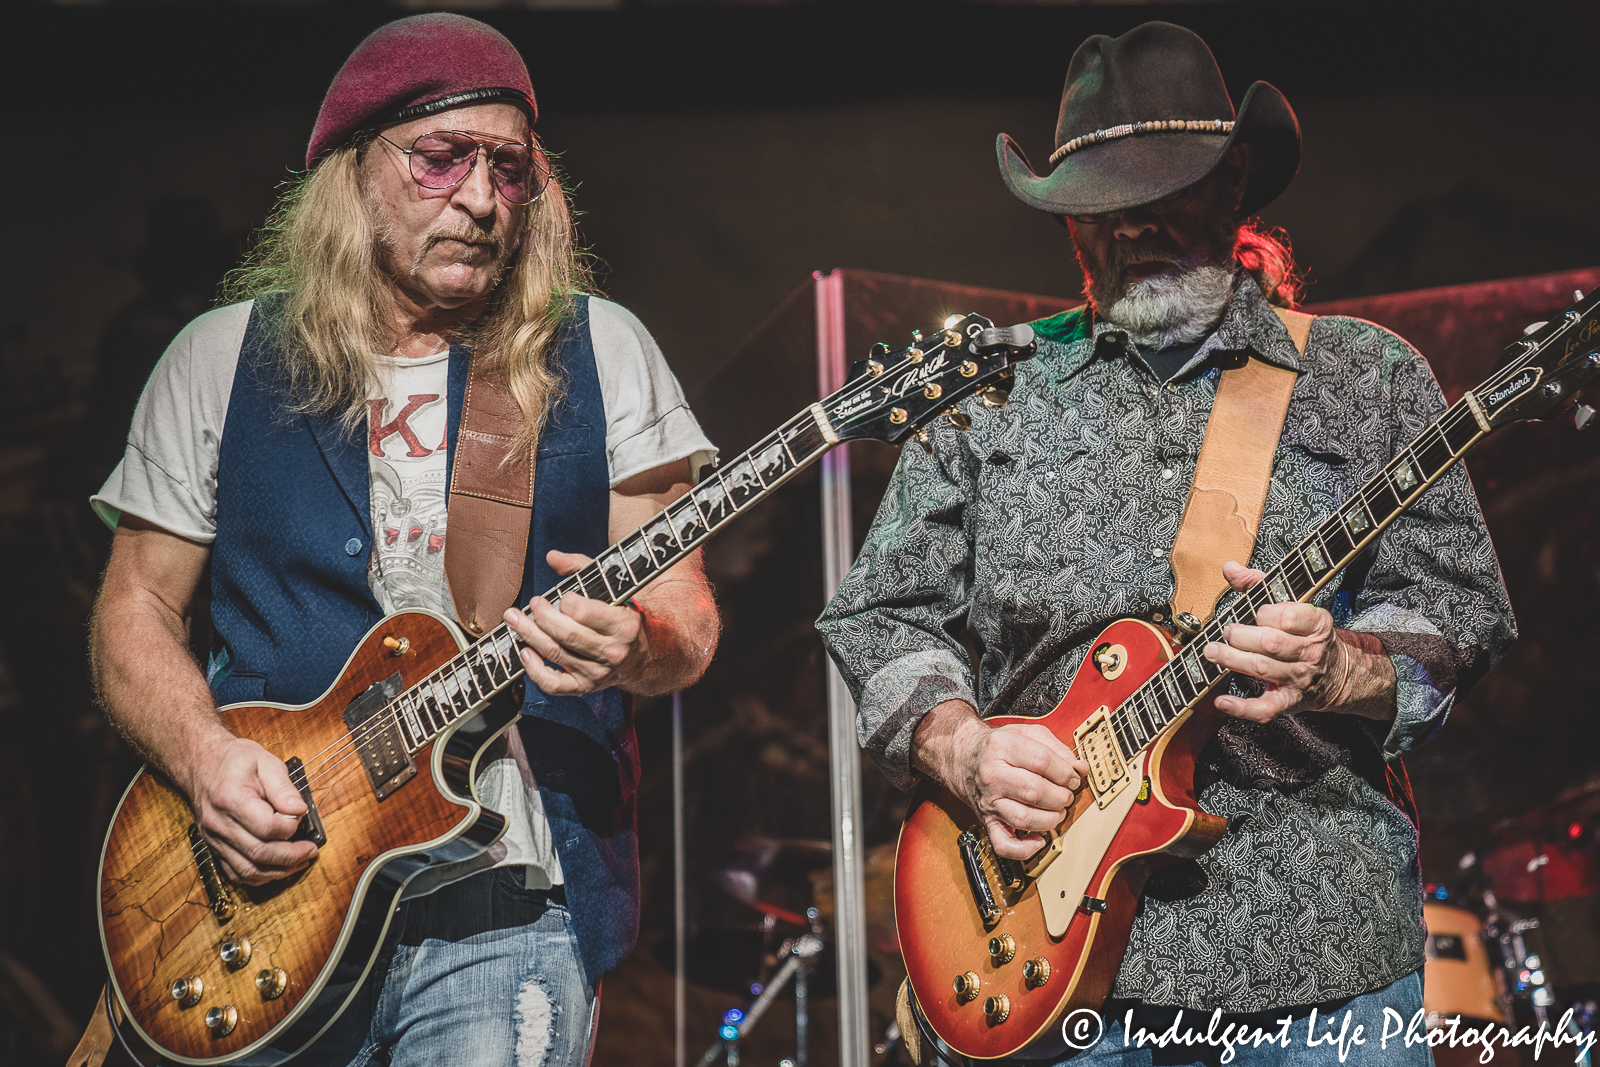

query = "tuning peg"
[[1576, 404, 1596, 431], [980, 386, 1011, 409], [944, 408, 972, 430], [1524, 320, 1550, 336], [911, 329, 923, 343], [913, 428, 934, 455], [1576, 290, 1586, 303]]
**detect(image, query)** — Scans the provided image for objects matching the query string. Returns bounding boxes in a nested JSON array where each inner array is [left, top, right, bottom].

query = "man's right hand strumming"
[[185, 735, 318, 885], [910, 698, 1090, 861]]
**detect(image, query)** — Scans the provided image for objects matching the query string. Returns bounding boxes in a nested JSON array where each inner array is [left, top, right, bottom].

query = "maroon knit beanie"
[[307, 13, 537, 170]]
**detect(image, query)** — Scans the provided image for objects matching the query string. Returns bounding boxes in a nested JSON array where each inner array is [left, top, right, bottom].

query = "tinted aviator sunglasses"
[[377, 130, 550, 205]]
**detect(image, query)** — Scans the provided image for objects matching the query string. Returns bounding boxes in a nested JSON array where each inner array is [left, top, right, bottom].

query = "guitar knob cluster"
[[256, 967, 289, 1001], [983, 994, 1011, 1024], [205, 1004, 238, 1037], [988, 933, 1016, 964], [220, 938, 252, 969], [170, 976, 203, 1007], [953, 971, 981, 1002], [1022, 957, 1051, 987]]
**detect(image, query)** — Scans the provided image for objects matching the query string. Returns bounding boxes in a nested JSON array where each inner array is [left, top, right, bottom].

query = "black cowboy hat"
[[998, 22, 1300, 217]]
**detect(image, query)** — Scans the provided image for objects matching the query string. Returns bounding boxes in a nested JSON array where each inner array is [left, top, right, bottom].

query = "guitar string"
[[285, 411, 822, 784], [292, 330, 1567, 836], [1100, 341, 1554, 760], [284, 342, 952, 797]]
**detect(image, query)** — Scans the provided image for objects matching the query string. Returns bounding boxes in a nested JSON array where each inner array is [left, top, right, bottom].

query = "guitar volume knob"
[[205, 1004, 238, 1037], [170, 975, 203, 1007], [256, 967, 289, 1000], [1023, 957, 1051, 986], [220, 938, 252, 969], [953, 971, 981, 1001], [988, 933, 1016, 964], [984, 993, 1011, 1023]]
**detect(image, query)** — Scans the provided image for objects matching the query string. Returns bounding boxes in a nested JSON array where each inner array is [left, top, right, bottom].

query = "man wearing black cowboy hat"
[[820, 22, 1513, 1064]]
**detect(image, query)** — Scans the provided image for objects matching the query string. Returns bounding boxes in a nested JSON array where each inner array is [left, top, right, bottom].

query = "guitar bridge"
[[957, 831, 1003, 927], [344, 673, 417, 800], [187, 823, 237, 921]]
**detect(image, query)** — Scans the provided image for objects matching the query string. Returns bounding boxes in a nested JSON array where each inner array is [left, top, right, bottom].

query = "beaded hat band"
[[1048, 119, 1235, 167]]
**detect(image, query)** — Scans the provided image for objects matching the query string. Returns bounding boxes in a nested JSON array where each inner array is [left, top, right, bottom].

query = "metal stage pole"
[[673, 690, 687, 1067], [813, 269, 869, 1067]]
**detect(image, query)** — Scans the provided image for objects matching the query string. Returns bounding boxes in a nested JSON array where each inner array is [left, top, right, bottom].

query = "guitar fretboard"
[[382, 411, 835, 753], [1107, 390, 1487, 761]]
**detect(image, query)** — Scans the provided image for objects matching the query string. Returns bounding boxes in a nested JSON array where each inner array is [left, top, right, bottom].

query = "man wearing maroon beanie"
[[90, 13, 720, 1066]]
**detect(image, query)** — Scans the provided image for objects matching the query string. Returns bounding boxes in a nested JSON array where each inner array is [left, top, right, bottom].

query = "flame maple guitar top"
[[98, 610, 495, 1064], [894, 618, 1227, 1060]]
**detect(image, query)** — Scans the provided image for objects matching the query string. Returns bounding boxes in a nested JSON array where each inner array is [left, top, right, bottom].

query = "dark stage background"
[[4, 2, 1600, 1064]]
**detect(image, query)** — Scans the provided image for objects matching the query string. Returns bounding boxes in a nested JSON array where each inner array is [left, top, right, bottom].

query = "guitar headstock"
[[820, 313, 1037, 447], [1478, 288, 1600, 428]]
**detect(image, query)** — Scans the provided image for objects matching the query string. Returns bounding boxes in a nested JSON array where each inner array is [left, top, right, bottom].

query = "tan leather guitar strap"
[[1167, 307, 1312, 622], [446, 354, 536, 637]]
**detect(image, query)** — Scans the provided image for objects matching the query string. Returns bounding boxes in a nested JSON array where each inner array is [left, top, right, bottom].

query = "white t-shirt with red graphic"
[[93, 296, 716, 893]]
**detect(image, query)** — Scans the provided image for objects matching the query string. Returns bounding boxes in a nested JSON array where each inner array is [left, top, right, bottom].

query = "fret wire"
[[422, 682, 447, 732], [1131, 698, 1154, 745], [1170, 659, 1197, 703], [776, 417, 805, 463], [396, 700, 419, 750], [1115, 716, 1137, 761], [747, 434, 780, 488], [1146, 686, 1167, 731]]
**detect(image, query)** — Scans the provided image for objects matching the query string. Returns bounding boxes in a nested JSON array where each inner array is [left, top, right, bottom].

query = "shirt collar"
[[1038, 267, 1303, 381]]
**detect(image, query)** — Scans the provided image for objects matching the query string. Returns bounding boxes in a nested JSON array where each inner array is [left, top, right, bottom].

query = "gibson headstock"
[[1475, 288, 1600, 428], [820, 313, 1036, 449]]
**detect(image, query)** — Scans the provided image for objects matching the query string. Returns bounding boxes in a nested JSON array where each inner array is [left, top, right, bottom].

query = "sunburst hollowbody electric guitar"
[[894, 292, 1600, 1062], [97, 315, 1038, 1066]]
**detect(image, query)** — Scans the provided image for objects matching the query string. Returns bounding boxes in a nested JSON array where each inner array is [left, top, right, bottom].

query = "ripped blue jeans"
[[300, 867, 598, 1067]]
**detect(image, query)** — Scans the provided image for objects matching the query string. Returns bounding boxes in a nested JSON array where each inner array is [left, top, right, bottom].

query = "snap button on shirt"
[[345, 538, 362, 556]]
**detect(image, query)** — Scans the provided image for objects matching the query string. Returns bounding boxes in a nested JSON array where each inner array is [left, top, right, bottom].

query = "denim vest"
[[211, 295, 639, 983]]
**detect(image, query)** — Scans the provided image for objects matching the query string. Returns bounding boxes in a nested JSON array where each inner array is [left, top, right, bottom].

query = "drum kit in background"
[[1424, 780, 1600, 1066], [679, 838, 907, 1065]]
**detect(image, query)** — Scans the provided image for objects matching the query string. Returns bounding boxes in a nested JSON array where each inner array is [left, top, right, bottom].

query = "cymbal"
[[712, 838, 834, 927]]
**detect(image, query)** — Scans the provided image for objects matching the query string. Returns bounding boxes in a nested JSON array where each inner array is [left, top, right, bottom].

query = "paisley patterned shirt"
[[816, 273, 1515, 1011]]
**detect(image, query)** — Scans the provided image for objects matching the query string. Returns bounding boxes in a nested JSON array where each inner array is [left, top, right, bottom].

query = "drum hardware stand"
[[699, 915, 826, 1067]]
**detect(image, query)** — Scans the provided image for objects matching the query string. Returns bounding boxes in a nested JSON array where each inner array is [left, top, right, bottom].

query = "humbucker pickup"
[[343, 673, 417, 800]]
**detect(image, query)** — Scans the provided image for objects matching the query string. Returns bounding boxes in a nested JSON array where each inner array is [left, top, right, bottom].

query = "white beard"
[[1102, 257, 1237, 350]]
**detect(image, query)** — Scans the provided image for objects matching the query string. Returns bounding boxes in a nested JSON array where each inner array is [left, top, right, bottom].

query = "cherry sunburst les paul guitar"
[[97, 315, 1038, 1066], [894, 292, 1600, 1062]]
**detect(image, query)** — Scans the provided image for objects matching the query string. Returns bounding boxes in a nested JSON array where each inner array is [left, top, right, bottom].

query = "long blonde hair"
[[220, 135, 590, 452]]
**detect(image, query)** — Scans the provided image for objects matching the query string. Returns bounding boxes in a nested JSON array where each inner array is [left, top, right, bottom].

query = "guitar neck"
[[384, 406, 839, 754], [1106, 387, 1495, 761]]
